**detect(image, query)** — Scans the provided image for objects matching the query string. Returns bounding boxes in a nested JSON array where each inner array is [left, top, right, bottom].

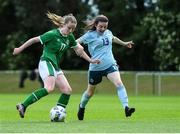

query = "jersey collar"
[[58, 28, 68, 37]]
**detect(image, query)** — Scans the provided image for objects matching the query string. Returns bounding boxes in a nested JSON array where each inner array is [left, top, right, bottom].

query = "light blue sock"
[[80, 91, 91, 108], [117, 85, 128, 108]]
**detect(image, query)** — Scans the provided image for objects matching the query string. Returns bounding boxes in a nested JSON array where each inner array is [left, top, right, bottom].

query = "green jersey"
[[39, 28, 77, 70]]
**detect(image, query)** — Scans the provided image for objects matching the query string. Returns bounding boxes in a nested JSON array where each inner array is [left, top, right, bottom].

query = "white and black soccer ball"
[[50, 105, 66, 122]]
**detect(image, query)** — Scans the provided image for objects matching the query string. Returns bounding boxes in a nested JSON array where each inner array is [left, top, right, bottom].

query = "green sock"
[[57, 93, 70, 108], [22, 88, 48, 108]]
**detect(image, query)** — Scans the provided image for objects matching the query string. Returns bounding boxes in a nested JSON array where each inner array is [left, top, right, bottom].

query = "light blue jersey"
[[79, 29, 116, 71]]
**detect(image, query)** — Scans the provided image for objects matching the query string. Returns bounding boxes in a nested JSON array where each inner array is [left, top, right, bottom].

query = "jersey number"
[[102, 38, 109, 46], [59, 43, 66, 51]]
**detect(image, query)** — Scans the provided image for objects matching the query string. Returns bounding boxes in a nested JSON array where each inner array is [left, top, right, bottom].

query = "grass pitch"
[[0, 94, 180, 133]]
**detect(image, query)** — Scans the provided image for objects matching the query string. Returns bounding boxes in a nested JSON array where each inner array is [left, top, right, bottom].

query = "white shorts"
[[38, 60, 63, 81]]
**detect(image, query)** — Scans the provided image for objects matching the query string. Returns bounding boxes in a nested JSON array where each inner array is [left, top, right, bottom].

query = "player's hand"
[[125, 41, 134, 48], [13, 48, 22, 55], [90, 59, 101, 64]]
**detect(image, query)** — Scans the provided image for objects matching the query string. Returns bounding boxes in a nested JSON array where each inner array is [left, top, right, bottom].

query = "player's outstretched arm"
[[112, 36, 134, 48], [74, 43, 100, 64], [13, 36, 40, 55]]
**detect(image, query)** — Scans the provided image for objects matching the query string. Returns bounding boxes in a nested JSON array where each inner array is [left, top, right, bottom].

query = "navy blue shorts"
[[88, 64, 119, 85]]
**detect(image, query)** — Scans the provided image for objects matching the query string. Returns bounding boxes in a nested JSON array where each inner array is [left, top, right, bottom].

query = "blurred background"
[[0, 0, 179, 95], [1, 0, 179, 71]]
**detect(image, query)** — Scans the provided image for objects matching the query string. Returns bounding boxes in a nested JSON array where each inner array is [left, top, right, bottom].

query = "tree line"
[[0, 0, 179, 71]]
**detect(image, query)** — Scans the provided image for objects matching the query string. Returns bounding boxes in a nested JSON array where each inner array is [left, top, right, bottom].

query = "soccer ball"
[[50, 105, 66, 122]]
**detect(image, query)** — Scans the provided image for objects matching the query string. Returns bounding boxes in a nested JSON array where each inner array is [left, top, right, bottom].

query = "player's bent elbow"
[[75, 46, 84, 57]]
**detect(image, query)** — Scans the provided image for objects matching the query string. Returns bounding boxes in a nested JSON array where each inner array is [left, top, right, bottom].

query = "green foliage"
[[0, 0, 180, 70], [159, 0, 180, 13], [0, 0, 92, 70], [138, 10, 180, 71], [2, 31, 34, 70]]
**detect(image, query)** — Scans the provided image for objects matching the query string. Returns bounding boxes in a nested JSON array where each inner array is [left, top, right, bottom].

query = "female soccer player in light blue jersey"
[[13, 12, 100, 119], [77, 15, 135, 120]]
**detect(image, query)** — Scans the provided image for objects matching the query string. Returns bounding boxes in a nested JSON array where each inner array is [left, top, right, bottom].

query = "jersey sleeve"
[[69, 34, 77, 48], [39, 30, 54, 45], [79, 32, 90, 45], [107, 29, 113, 40]]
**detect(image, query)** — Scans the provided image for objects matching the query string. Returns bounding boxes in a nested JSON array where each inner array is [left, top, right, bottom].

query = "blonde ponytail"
[[46, 11, 77, 27], [46, 11, 64, 27]]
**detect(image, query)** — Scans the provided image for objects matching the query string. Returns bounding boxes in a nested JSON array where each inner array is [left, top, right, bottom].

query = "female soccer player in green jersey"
[[13, 12, 100, 118]]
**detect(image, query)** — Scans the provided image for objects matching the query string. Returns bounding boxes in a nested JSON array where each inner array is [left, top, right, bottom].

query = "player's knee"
[[67, 87, 72, 94], [87, 90, 94, 97], [61, 87, 72, 94], [115, 81, 123, 87], [45, 85, 55, 92]]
